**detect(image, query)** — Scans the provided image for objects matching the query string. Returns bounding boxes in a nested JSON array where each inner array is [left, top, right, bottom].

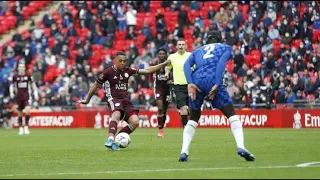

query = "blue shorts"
[[188, 79, 232, 111]]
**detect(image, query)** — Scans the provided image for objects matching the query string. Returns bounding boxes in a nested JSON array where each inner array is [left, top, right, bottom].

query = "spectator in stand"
[[167, 33, 177, 53], [63, 12, 72, 28], [279, 18, 292, 36], [67, 23, 78, 37], [127, 42, 139, 66], [44, 49, 56, 66], [156, 9, 164, 22], [161, 1, 171, 9], [156, 18, 168, 37], [267, 6, 277, 23], [140, 23, 153, 45], [126, 26, 137, 40], [233, 5, 243, 28], [207, 6, 216, 20], [192, 37, 202, 50], [233, 48, 244, 73], [22, 43, 33, 65], [57, 3, 66, 17], [277, 43, 287, 61], [142, 1, 150, 12], [178, 4, 188, 28], [285, 85, 296, 104], [134, 49, 152, 68], [171, 1, 181, 12], [173, 23, 184, 40], [0, 1, 9, 16], [301, 21, 313, 41], [292, 16, 302, 40], [281, 1, 293, 20], [261, 37, 274, 53], [192, 23, 201, 39], [214, 7, 229, 26], [126, 5, 137, 30], [226, 30, 238, 46], [117, 9, 127, 32], [296, 55, 307, 72], [268, 25, 280, 40], [282, 32, 293, 45], [302, 6, 313, 26], [50, 23, 60, 39], [304, 47, 314, 63], [105, 13, 117, 40], [33, 24, 44, 41], [190, 1, 200, 10], [13, 1, 23, 27], [292, 73, 304, 93], [248, 7, 260, 28], [312, 13, 320, 30], [43, 13, 55, 28], [154, 32, 167, 50], [262, 12, 272, 28]]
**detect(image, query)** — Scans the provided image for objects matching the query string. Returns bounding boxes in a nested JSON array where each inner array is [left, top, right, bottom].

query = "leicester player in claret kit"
[[152, 48, 171, 138], [78, 52, 171, 150], [10, 63, 39, 135]]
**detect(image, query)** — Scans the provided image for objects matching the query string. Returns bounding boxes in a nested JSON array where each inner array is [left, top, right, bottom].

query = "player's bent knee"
[[186, 120, 198, 129], [128, 115, 139, 128], [228, 115, 241, 124], [180, 106, 188, 115], [24, 106, 31, 114], [111, 111, 122, 121]]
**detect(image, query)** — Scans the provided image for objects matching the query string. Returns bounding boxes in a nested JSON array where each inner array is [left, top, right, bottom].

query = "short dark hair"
[[116, 51, 126, 57], [176, 39, 186, 45], [157, 48, 167, 54], [206, 30, 222, 44]]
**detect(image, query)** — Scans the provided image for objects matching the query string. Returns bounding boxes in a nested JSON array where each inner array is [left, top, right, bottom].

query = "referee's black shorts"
[[173, 84, 188, 109]]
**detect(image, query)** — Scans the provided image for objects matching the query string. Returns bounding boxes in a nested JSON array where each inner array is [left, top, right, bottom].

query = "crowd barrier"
[[11, 109, 320, 129]]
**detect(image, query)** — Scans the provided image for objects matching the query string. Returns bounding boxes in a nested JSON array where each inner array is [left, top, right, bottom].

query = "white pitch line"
[[296, 162, 320, 167], [2, 164, 320, 177]]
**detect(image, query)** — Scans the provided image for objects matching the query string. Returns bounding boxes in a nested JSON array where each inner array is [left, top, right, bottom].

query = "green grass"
[[1, 128, 320, 179]]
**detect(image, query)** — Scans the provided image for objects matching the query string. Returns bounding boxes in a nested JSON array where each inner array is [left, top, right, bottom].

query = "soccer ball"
[[115, 132, 131, 148]]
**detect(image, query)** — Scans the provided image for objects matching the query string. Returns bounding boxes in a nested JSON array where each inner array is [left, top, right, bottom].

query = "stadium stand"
[[0, 1, 320, 109]]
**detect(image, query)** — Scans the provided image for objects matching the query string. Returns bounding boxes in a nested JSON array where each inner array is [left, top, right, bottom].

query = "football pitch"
[[1, 128, 320, 179]]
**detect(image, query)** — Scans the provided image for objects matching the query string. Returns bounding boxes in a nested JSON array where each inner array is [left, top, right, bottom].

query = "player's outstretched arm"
[[77, 81, 101, 104], [139, 60, 171, 75]]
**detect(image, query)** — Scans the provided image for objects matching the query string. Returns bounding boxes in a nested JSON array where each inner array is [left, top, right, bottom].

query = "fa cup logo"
[[293, 110, 302, 129], [94, 112, 102, 129]]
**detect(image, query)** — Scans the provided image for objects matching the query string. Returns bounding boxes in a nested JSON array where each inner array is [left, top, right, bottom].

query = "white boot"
[[24, 126, 30, 135], [18, 127, 24, 135]]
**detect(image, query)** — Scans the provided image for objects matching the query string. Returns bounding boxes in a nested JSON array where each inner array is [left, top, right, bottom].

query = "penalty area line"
[[2, 164, 320, 177]]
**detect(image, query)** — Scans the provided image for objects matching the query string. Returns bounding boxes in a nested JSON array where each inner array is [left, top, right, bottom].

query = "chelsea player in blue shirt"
[[179, 31, 255, 162]]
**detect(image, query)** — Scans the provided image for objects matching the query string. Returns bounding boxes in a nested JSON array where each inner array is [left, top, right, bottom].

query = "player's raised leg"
[[105, 110, 121, 150], [219, 104, 255, 161]]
